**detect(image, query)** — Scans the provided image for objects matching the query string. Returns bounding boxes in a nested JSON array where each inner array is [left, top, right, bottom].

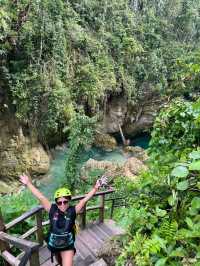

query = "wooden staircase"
[[0, 190, 126, 266], [40, 220, 124, 266]]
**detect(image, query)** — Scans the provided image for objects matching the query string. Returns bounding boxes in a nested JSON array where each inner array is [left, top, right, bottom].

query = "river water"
[[40, 134, 150, 199]]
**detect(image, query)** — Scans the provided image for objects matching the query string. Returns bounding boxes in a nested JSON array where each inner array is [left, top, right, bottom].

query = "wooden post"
[[0, 208, 10, 266], [36, 209, 44, 245], [29, 250, 40, 266], [110, 199, 115, 219], [80, 205, 86, 229], [99, 195, 105, 223]]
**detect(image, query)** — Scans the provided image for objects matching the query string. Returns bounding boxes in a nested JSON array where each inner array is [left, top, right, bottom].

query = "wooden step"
[[75, 235, 95, 260], [90, 258, 108, 266], [87, 227, 105, 244], [76, 234, 97, 260], [104, 219, 125, 235]]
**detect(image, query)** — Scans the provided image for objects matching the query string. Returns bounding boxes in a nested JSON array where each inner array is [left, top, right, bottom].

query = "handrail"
[[0, 232, 40, 266], [5, 189, 115, 230], [5, 206, 43, 231], [71, 189, 115, 201]]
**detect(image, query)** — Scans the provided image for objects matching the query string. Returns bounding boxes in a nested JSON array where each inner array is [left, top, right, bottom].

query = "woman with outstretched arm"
[[19, 174, 103, 266]]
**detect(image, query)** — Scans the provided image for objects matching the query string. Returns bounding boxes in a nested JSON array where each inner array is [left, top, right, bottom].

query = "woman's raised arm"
[[75, 180, 101, 214], [19, 174, 51, 212]]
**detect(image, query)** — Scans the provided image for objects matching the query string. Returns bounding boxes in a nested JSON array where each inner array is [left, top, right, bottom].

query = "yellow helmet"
[[54, 187, 72, 200]]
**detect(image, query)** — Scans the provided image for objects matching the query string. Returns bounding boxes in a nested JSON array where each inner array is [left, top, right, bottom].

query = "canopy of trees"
[[1, 0, 200, 143]]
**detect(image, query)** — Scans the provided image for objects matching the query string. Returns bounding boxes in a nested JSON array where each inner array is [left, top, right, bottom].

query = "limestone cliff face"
[[101, 84, 165, 136], [0, 113, 50, 193]]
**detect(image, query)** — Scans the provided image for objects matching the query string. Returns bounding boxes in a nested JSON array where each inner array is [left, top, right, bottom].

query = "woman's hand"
[[94, 175, 108, 190], [94, 179, 101, 190], [19, 174, 31, 186]]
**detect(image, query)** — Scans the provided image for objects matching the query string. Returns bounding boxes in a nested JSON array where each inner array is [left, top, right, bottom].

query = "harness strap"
[[51, 252, 54, 263]]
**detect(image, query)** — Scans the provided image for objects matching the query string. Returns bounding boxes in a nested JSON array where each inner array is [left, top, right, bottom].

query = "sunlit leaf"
[[189, 161, 200, 171], [171, 166, 189, 177], [176, 180, 189, 191], [189, 151, 200, 160]]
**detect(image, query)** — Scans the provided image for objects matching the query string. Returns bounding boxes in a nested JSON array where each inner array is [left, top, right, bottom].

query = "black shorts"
[[59, 244, 76, 254]]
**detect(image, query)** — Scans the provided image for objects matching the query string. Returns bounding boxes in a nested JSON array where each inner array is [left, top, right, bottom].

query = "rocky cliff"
[[0, 112, 50, 193]]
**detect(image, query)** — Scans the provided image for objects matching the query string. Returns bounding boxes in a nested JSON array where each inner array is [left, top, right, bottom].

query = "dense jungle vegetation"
[[115, 99, 200, 265], [1, 0, 200, 265], [1, 0, 200, 142]]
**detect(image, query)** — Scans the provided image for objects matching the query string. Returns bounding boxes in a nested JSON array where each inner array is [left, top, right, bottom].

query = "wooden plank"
[[72, 189, 115, 201], [99, 195, 105, 223], [86, 227, 105, 243], [1, 250, 20, 266], [77, 230, 102, 255], [90, 224, 111, 239], [75, 237, 92, 260], [5, 206, 43, 230], [36, 210, 44, 245], [90, 258, 108, 266], [29, 250, 40, 266], [20, 221, 49, 240], [38, 246, 51, 264], [75, 235, 96, 261], [98, 223, 114, 237], [40, 258, 57, 266], [0, 232, 40, 251], [20, 226, 37, 239], [0, 208, 10, 266], [86, 205, 101, 211]]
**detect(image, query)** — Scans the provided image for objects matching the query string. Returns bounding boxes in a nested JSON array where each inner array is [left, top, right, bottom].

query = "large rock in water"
[[0, 114, 50, 193], [123, 146, 148, 162], [94, 132, 117, 151], [122, 157, 148, 180], [81, 156, 147, 181]]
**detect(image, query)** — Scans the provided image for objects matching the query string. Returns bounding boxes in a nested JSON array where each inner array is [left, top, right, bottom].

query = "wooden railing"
[[0, 189, 119, 266]]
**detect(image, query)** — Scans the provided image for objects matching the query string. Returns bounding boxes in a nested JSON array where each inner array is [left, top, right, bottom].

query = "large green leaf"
[[169, 247, 185, 257], [191, 197, 200, 209], [156, 206, 167, 217], [171, 166, 189, 177], [189, 151, 200, 160], [185, 217, 194, 229], [189, 161, 200, 171], [155, 258, 167, 266], [176, 180, 189, 191]]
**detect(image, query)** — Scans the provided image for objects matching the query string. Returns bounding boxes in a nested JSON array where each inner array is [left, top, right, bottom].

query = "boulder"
[[94, 132, 117, 151], [123, 157, 147, 178], [0, 114, 50, 192], [81, 158, 118, 180], [81, 156, 148, 182], [123, 146, 148, 161], [0, 180, 19, 194], [97, 237, 123, 266], [84, 158, 117, 172], [22, 144, 50, 174]]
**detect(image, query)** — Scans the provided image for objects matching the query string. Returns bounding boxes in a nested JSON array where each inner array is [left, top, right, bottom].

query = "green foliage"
[[1, 0, 200, 144], [149, 98, 200, 158], [115, 99, 200, 265], [65, 111, 96, 191]]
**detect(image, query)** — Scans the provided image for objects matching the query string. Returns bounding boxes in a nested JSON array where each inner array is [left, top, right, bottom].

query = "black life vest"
[[47, 204, 76, 252]]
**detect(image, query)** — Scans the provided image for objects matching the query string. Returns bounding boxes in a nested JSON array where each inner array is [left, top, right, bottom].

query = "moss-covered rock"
[[123, 146, 148, 161], [94, 132, 117, 151]]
